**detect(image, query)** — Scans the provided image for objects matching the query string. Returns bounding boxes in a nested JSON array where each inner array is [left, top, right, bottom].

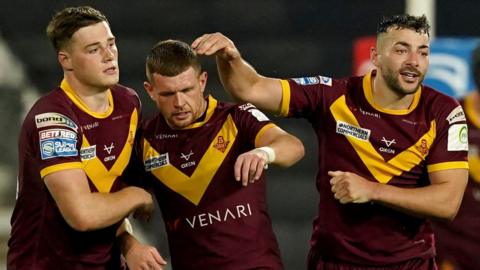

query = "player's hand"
[[234, 148, 269, 186], [125, 242, 167, 270], [328, 171, 377, 204], [132, 189, 154, 221], [192, 32, 240, 61]]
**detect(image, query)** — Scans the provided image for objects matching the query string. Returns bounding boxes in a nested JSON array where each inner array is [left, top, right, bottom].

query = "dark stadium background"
[[0, 1, 478, 269]]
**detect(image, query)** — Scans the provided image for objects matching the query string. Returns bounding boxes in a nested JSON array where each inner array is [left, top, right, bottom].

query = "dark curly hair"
[[377, 14, 430, 37]]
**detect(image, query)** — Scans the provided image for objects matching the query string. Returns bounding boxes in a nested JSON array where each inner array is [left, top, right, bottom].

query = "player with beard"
[[192, 14, 469, 269]]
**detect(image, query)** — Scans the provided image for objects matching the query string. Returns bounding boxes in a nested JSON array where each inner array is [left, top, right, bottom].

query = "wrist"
[[369, 181, 381, 202], [256, 146, 276, 164]]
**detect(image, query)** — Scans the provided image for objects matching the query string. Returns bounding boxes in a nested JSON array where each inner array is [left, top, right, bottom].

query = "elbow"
[[441, 205, 460, 222], [435, 201, 461, 222], [278, 139, 305, 168], [64, 211, 95, 232]]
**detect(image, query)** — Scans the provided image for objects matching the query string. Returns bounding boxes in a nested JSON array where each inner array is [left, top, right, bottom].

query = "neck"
[[195, 97, 208, 122], [65, 74, 110, 113], [372, 73, 415, 110]]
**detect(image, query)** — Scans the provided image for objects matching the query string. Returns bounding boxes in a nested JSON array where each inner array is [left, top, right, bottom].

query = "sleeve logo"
[[293, 76, 332, 86], [446, 105, 466, 124], [448, 124, 468, 151], [39, 128, 78, 160], [248, 108, 269, 122], [35, 112, 78, 131]]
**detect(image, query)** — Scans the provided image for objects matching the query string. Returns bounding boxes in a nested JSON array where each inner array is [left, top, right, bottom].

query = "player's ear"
[[199, 71, 207, 94], [58, 51, 73, 71], [370, 46, 379, 67], [143, 81, 155, 101]]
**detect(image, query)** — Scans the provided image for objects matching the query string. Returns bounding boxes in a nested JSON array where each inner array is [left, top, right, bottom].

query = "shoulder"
[[26, 88, 78, 125], [420, 86, 467, 132], [111, 84, 141, 107], [421, 85, 462, 115]]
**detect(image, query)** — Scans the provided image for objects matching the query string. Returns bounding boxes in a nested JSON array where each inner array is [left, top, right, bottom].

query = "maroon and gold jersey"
[[135, 96, 283, 270], [433, 93, 480, 270], [8, 79, 139, 269], [279, 71, 468, 266]]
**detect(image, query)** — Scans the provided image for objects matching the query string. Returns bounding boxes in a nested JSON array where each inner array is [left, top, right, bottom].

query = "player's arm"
[[235, 126, 305, 186], [116, 219, 167, 270], [192, 32, 284, 114], [329, 168, 468, 221], [44, 168, 153, 231]]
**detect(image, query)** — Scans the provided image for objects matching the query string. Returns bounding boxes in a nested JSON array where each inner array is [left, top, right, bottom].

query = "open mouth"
[[104, 66, 117, 74], [400, 70, 420, 82]]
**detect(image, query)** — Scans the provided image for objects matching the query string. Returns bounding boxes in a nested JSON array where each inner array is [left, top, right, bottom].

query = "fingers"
[[151, 248, 167, 265], [192, 32, 239, 60], [234, 151, 267, 186], [191, 33, 221, 55], [329, 170, 352, 204]]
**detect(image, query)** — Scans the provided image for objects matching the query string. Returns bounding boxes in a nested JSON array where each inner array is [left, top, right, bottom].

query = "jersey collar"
[[362, 70, 421, 115], [181, 95, 217, 129], [60, 79, 114, 119]]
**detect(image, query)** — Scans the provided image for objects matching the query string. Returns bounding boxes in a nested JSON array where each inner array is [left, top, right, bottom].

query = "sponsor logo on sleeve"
[[336, 121, 371, 141], [292, 76, 332, 86], [319, 76, 332, 86], [292, 76, 320, 85], [39, 128, 78, 160], [80, 145, 96, 160], [248, 108, 269, 122], [145, 153, 169, 171], [448, 124, 468, 151], [238, 103, 256, 111], [35, 112, 78, 131], [446, 105, 466, 124]]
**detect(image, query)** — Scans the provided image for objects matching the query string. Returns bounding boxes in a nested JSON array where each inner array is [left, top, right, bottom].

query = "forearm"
[[371, 182, 463, 220], [71, 187, 148, 231], [117, 229, 139, 257], [216, 56, 282, 113], [268, 134, 304, 167], [216, 55, 256, 99]]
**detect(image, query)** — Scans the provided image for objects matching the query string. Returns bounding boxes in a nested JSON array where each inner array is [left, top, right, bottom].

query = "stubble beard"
[[382, 67, 424, 96]]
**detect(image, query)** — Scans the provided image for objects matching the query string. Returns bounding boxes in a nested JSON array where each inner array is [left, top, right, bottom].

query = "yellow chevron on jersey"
[[330, 95, 436, 183], [82, 108, 138, 193], [145, 114, 238, 205]]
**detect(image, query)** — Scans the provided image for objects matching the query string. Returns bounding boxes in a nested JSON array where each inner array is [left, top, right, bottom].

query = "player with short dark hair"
[[7, 6, 165, 269], [192, 14, 469, 269], [432, 44, 480, 270], [131, 39, 304, 269]]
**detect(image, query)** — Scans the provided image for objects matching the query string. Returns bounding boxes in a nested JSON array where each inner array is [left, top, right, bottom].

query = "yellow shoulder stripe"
[[40, 162, 84, 178]]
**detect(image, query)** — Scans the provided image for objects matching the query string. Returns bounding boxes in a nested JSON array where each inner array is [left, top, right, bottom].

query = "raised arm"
[[44, 168, 154, 231], [234, 126, 305, 186], [329, 168, 468, 221], [192, 33, 283, 114]]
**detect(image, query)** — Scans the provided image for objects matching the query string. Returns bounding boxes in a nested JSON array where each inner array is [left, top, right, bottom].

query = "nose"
[[405, 51, 419, 67], [102, 46, 115, 62], [173, 92, 185, 108]]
